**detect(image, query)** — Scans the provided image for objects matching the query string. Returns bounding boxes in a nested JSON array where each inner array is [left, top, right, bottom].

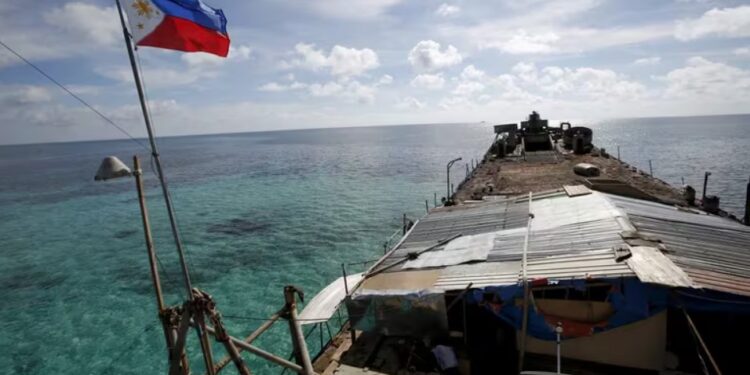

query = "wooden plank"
[[563, 184, 592, 197]]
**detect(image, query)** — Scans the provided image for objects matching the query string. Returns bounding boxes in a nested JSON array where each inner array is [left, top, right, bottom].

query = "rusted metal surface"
[[609, 193, 750, 296]]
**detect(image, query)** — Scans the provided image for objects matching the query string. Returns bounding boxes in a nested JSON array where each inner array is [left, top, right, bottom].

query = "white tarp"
[[402, 232, 495, 270], [298, 273, 363, 325]]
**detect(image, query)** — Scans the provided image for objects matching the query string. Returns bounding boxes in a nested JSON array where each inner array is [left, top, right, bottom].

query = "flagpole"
[[114, 0, 194, 301]]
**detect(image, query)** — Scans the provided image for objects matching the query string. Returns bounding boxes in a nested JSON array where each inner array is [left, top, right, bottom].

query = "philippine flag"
[[124, 0, 230, 57]]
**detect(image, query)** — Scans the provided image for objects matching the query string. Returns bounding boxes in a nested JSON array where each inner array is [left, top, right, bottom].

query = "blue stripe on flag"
[[151, 0, 227, 35]]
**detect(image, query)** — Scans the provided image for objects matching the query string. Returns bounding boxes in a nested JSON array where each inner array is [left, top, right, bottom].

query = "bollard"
[[617, 145, 620, 160], [434, 192, 437, 208], [425, 200, 429, 213], [649, 160, 653, 176], [744, 177, 750, 225]]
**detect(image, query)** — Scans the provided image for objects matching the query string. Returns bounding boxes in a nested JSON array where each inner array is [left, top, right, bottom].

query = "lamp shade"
[[94, 156, 132, 181]]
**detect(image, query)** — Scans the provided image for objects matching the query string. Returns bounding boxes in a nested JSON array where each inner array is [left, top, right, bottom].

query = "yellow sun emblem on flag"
[[132, 0, 156, 19]]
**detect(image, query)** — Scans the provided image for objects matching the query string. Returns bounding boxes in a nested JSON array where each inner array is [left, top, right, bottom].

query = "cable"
[[0, 38, 150, 151], [101, 324, 157, 372]]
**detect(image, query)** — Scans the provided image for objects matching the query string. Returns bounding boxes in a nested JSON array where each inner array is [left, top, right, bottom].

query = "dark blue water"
[[0, 117, 748, 374]]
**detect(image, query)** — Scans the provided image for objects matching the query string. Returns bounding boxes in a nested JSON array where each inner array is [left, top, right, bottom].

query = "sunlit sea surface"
[[1, 115, 749, 374]]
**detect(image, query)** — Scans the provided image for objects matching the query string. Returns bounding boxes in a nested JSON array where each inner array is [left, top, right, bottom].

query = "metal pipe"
[[202, 325, 304, 373], [446, 157, 462, 203], [214, 309, 284, 373], [341, 264, 349, 295], [518, 192, 534, 373], [703, 172, 711, 201]]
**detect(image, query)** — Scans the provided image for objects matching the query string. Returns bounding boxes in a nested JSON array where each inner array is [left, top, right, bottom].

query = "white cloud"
[[453, 81, 485, 96], [662, 56, 750, 99], [497, 29, 560, 54], [377, 74, 393, 86], [460, 65, 487, 81], [259, 82, 307, 92], [509, 61, 646, 100], [182, 45, 252, 68], [408, 40, 462, 72], [308, 80, 377, 104], [734, 47, 750, 56], [396, 96, 425, 110], [410, 73, 445, 89], [0, 85, 53, 105], [435, 3, 460, 17], [634, 56, 661, 65], [98, 65, 219, 89], [283, 43, 379, 77], [43, 3, 119, 46], [328, 45, 380, 76], [675, 6, 750, 41]]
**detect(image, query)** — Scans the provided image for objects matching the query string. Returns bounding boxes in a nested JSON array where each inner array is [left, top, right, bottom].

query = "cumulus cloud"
[[662, 56, 750, 98], [408, 40, 462, 71], [282, 43, 380, 77], [262, 79, 377, 104], [460, 65, 487, 81], [435, 3, 460, 17], [675, 6, 750, 41], [497, 30, 560, 54], [734, 47, 750, 56], [396, 96, 425, 110], [452, 81, 485, 96], [43, 3, 120, 46], [633, 56, 661, 65], [410, 73, 445, 89]]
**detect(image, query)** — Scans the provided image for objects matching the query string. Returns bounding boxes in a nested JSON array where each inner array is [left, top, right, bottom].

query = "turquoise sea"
[[1, 115, 749, 374]]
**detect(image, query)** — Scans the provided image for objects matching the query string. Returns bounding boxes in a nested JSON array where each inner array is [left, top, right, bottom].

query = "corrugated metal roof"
[[373, 198, 528, 272], [525, 250, 634, 280], [434, 262, 520, 291], [607, 194, 750, 296], [360, 191, 750, 298]]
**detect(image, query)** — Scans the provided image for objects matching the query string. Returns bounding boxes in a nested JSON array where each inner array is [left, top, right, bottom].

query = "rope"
[[0, 38, 150, 151]]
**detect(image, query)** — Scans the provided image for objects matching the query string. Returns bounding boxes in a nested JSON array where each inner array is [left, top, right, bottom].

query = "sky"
[[1, 0, 750, 144]]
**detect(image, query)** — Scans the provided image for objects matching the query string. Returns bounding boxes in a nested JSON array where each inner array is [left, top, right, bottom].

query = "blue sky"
[[1, 0, 750, 144]]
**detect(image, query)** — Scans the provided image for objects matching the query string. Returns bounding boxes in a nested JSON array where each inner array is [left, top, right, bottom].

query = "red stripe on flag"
[[138, 16, 230, 57]]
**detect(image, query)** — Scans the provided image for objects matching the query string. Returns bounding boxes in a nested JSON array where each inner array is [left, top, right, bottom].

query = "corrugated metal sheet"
[[626, 246, 693, 288], [525, 250, 634, 280], [373, 198, 528, 273], [434, 262, 520, 291], [361, 191, 750, 298], [608, 193, 750, 296]]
